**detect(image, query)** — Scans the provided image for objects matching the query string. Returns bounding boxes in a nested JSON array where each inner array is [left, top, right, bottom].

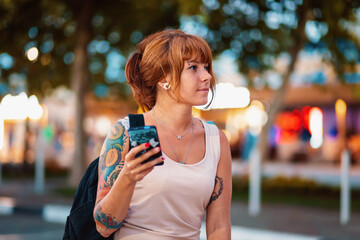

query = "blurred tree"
[[201, 0, 360, 164], [0, 0, 201, 186]]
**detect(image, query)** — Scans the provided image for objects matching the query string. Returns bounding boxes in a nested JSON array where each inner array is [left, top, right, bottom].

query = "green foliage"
[[0, 0, 190, 97], [233, 175, 340, 194], [1, 0, 359, 95], [202, 0, 360, 78]]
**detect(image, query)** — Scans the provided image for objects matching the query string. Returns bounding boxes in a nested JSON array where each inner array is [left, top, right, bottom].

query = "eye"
[[188, 65, 197, 70], [205, 65, 210, 72]]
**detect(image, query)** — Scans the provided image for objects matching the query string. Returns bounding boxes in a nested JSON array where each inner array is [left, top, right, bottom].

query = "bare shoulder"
[[218, 129, 229, 144], [218, 129, 231, 164], [100, 120, 129, 160]]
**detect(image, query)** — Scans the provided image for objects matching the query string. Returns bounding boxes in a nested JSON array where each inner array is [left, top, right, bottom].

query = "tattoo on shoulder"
[[95, 204, 123, 230], [209, 176, 224, 206], [104, 122, 128, 152]]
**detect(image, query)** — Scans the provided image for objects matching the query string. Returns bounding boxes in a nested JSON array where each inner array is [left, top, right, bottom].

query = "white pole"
[[0, 157, 2, 187], [340, 149, 351, 225], [0, 117, 3, 186], [249, 148, 261, 216], [34, 128, 45, 194]]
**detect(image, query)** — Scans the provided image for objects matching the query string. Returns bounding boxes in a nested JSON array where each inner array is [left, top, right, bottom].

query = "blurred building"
[[0, 87, 136, 169], [199, 84, 360, 164]]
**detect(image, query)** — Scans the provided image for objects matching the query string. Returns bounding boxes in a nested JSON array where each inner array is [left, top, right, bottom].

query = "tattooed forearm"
[[95, 204, 123, 230], [208, 176, 224, 206]]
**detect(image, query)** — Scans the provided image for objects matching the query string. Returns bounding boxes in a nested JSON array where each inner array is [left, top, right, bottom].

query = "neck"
[[153, 85, 194, 128], [153, 103, 193, 132]]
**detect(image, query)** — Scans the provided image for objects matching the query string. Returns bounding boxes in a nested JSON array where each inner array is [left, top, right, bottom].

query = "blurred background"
[[0, 0, 360, 239]]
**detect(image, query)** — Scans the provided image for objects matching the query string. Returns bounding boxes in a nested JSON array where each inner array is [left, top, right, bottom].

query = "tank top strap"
[[201, 120, 221, 167]]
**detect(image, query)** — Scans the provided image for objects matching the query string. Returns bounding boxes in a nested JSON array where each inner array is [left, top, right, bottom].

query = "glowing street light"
[[28, 95, 43, 120], [196, 82, 250, 110], [335, 99, 347, 117], [0, 118, 3, 151], [26, 47, 39, 62], [95, 116, 112, 137], [335, 98, 347, 153], [309, 107, 323, 149], [0, 92, 43, 152], [245, 100, 268, 135], [0, 92, 43, 120]]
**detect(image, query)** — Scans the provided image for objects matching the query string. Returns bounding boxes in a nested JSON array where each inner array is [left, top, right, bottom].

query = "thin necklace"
[[152, 107, 193, 140], [152, 110, 194, 164]]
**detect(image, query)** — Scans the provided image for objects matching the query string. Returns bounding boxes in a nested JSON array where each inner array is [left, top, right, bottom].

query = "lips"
[[198, 88, 209, 92]]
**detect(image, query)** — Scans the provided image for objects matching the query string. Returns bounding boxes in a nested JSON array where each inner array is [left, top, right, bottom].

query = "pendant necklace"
[[152, 107, 193, 140], [152, 109, 194, 164]]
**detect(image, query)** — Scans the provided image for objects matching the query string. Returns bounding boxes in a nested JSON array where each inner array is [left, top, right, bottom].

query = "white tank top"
[[114, 119, 220, 240]]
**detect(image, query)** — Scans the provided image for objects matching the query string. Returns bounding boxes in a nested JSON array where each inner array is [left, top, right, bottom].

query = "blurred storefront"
[[199, 84, 360, 164], [0, 87, 137, 169]]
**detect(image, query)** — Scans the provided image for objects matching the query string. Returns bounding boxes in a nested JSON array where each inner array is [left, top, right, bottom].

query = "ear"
[[158, 74, 171, 88], [158, 82, 165, 88]]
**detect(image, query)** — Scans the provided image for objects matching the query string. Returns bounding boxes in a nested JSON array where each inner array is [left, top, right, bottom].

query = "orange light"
[[276, 111, 301, 131], [302, 106, 311, 129], [335, 99, 346, 117]]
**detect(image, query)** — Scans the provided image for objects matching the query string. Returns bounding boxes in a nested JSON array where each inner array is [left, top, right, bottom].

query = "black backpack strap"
[[128, 114, 145, 128]]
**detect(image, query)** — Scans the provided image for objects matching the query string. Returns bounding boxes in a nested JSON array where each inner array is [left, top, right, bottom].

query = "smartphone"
[[128, 125, 164, 166]]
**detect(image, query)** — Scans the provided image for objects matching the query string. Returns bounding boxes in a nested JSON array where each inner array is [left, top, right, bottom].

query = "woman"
[[94, 29, 232, 240]]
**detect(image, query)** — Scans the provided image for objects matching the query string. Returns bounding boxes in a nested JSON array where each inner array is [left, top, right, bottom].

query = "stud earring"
[[163, 82, 171, 90]]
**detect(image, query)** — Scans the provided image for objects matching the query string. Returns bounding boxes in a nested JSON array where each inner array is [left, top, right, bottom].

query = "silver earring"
[[163, 82, 171, 90]]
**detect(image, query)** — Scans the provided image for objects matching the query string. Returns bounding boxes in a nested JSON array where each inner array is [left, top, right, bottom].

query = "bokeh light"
[[335, 99, 347, 117], [309, 107, 323, 149], [26, 47, 39, 62]]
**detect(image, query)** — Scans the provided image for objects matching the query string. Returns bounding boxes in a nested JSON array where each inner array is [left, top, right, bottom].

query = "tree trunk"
[[69, 0, 94, 186], [257, 6, 310, 164]]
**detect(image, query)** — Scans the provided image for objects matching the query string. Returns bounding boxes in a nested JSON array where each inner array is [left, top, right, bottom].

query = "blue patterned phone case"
[[128, 125, 163, 166]]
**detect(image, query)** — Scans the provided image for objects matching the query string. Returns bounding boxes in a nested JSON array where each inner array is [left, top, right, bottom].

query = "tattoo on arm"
[[95, 204, 123, 230], [95, 122, 127, 230], [99, 122, 128, 189], [208, 176, 224, 206]]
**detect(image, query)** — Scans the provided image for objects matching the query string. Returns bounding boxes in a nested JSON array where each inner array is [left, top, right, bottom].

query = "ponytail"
[[125, 52, 156, 111]]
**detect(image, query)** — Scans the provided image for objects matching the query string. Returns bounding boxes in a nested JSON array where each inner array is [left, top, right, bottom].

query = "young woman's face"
[[178, 58, 212, 106]]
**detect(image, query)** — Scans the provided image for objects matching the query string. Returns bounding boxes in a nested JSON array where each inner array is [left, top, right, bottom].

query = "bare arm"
[[93, 121, 163, 237], [206, 129, 232, 240]]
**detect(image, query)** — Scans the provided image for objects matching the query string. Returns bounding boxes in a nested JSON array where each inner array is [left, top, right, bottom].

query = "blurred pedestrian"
[[93, 29, 232, 240]]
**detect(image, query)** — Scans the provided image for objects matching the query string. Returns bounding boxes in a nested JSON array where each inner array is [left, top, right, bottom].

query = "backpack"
[[63, 114, 144, 240]]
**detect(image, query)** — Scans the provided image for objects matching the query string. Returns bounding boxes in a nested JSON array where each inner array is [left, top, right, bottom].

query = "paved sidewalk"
[[1, 161, 360, 239], [230, 202, 360, 240]]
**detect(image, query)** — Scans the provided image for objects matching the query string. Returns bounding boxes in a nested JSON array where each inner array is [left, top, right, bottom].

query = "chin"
[[193, 99, 209, 106]]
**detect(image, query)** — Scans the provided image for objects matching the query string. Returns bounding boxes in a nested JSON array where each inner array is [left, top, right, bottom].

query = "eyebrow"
[[187, 60, 200, 64], [187, 60, 210, 65]]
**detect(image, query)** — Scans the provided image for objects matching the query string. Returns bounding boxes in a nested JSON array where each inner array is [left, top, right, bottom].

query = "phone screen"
[[128, 126, 163, 165]]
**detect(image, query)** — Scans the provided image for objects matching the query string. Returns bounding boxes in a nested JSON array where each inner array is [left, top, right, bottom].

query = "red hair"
[[125, 29, 216, 111]]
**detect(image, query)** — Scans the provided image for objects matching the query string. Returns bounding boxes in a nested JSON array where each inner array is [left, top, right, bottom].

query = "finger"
[[135, 146, 162, 165], [126, 146, 161, 169], [125, 143, 151, 163], [132, 155, 164, 174]]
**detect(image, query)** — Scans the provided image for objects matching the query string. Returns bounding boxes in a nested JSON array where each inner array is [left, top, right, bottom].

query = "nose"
[[200, 69, 212, 82]]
